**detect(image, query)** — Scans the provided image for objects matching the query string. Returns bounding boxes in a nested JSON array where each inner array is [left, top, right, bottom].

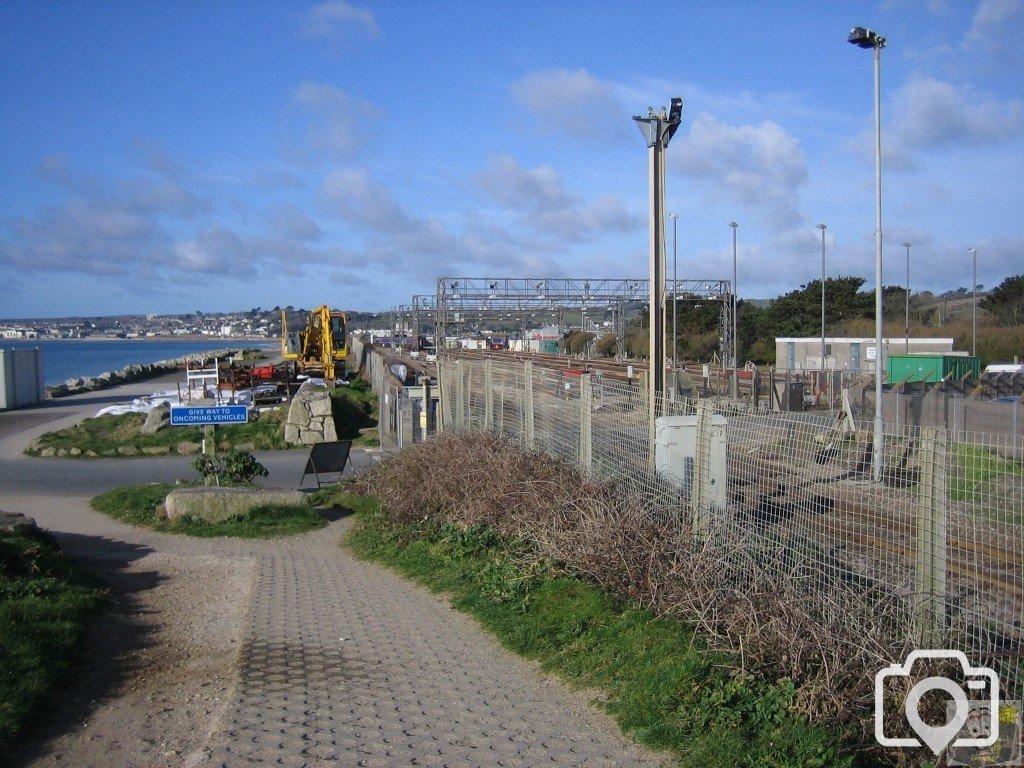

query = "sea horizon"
[[3, 338, 277, 386]]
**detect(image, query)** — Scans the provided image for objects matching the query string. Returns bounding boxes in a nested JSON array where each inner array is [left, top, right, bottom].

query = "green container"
[[886, 354, 981, 383], [539, 340, 560, 354]]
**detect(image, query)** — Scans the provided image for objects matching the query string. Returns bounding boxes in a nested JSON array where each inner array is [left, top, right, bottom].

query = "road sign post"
[[170, 405, 250, 458], [170, 405, 249, 426]]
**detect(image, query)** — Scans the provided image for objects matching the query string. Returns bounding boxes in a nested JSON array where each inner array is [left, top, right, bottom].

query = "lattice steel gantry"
[[433, 276, 733, 361]]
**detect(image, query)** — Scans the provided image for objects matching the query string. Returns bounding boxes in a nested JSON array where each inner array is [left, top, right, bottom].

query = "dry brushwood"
[[364, 433, 925, 756]]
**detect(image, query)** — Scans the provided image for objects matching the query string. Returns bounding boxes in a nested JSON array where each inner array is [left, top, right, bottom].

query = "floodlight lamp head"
[[632, 115, 658, 147], [848, 26, 885, 48]]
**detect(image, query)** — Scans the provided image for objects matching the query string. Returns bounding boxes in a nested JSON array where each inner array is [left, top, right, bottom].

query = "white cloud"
[[476, 155, 572, 211], [671, 112, 808, 228], [890, 77, 1024, 152], [302, 1, 378, 41], [266, 203, 322, 241], [511, 68, 629, 143], [174, 226, 247, 274], [1, 196, 166, 276], [290, 82, 381, 160], [476, 154, 641, 240], [965, 0, 1024, 57], [318, 168, 409, 231]]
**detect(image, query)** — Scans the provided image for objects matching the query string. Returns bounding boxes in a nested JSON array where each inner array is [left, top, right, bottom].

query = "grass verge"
[[0, 526, 107, 759], [26, 406, 292, 458], [91, 483, 327, 538], [332, 377, 378, 447], [324, 487, 856, 768]]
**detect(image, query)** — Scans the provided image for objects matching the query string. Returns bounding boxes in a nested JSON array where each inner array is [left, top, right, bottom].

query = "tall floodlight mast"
[[633, 98, 682, 439], [848, 25, 886, 483]]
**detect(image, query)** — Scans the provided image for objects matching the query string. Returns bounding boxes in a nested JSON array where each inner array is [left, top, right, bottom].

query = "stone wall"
[[284, 381, 338, 445]]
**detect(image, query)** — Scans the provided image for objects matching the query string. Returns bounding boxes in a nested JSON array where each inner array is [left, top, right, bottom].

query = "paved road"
[[1, 381, 666, 767]]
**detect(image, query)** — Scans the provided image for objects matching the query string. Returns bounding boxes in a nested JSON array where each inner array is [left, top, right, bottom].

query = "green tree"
[[594, 332, 618, 357], [980, 274, 1024, 326], [562, 331, 595, 354]]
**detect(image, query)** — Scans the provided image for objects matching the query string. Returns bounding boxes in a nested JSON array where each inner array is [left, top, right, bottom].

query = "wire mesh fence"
[[437, 356, 1024, 699]]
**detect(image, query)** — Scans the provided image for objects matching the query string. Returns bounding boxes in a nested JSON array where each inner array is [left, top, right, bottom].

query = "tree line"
[[585, 274, 1024, 366]]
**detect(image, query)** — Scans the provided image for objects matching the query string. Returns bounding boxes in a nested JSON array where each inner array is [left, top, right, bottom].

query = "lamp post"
[[729, 222, 738, 398], [849, 25, 886, 484], [903, 242, 911, 353], [969, 247, 977, 357], [669, 213, 679, 375], [634, 99, 683, 437], [817, 224, 827, 372]]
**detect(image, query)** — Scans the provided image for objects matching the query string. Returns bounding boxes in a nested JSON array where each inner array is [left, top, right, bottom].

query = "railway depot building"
[[775, 336, 956, 373]]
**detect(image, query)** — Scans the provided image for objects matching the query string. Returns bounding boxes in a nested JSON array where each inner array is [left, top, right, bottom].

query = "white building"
[[775, 336, 957, 373]]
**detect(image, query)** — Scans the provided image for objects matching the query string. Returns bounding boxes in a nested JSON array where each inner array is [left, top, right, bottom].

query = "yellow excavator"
[[281, 306, 349, 384]]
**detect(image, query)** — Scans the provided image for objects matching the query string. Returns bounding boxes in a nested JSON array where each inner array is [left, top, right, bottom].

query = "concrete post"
[[434, 359, 445, 434], [690, 401, 713, 540], [453, 362, 463, 429], [915, 426, 948, 645], [484, 359, 494, 431], [640, 370, 653, 468], [579, 373, 593, 473], [458, 364, 468, 430], [524, 361, 535, 449]]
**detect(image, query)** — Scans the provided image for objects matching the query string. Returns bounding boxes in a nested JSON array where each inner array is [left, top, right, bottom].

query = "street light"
[[729, 222, 739, 398], [902, 242, 911, 353], [669, 213, 679, 374], [634, 98, 683, 434], [849, 24, 886, 484], [969, 247, 977, 356], [817, 223, 827, 389]]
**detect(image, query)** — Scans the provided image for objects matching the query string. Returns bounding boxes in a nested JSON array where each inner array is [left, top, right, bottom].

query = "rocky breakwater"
[[46, 347, 261, 399]]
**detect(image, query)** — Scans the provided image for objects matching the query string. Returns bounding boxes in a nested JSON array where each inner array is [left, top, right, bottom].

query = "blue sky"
[[1, 0, 1022, 317]]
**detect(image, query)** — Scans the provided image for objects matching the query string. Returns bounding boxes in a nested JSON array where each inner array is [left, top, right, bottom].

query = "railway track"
[[439, 348, 1023, 606]]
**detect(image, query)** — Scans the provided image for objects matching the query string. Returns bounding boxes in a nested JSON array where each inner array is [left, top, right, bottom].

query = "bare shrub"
[[363, 433, 930, 756]]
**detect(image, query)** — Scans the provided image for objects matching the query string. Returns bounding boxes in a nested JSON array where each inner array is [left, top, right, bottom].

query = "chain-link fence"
[[438, 356, 1024, 698]]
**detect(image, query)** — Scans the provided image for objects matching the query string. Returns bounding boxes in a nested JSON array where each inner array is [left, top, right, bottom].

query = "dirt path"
[[10, 542, 253, 768]]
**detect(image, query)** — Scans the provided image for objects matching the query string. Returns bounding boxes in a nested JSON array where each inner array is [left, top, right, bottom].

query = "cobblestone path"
[[198, 521, 665, 767], [8, 489, 666, 768]]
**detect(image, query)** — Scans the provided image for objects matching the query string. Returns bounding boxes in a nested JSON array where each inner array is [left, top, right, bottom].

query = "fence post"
[[453, 362, 465, 430], [690, 400, 713, 540], [435, 358, 446, 434], [461, 362, 471, 429], [524, 361, 535, 450], [915, 426, 948, 646], [579, 373, 593, 473], [640, 370, 654, 468], [484, 359, 494, 431]]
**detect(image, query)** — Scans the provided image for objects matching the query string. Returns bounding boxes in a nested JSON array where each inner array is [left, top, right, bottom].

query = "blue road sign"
[[170, 404, 249, 426]]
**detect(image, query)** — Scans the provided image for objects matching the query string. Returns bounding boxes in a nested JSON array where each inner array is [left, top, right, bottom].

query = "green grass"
[[26, 406, 293, 458], [91, 483, 327, 538], [0, 527, 107, 759], [332, 378, 378, 447], [328, 488, 857, 768], [950, 443, 1024, 524]]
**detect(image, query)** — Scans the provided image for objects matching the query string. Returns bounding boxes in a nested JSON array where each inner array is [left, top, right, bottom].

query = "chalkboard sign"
[[300, 440, 354, 488]]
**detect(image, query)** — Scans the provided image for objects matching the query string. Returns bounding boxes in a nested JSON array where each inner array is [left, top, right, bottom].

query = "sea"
[[3, 339, 276, 386]]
